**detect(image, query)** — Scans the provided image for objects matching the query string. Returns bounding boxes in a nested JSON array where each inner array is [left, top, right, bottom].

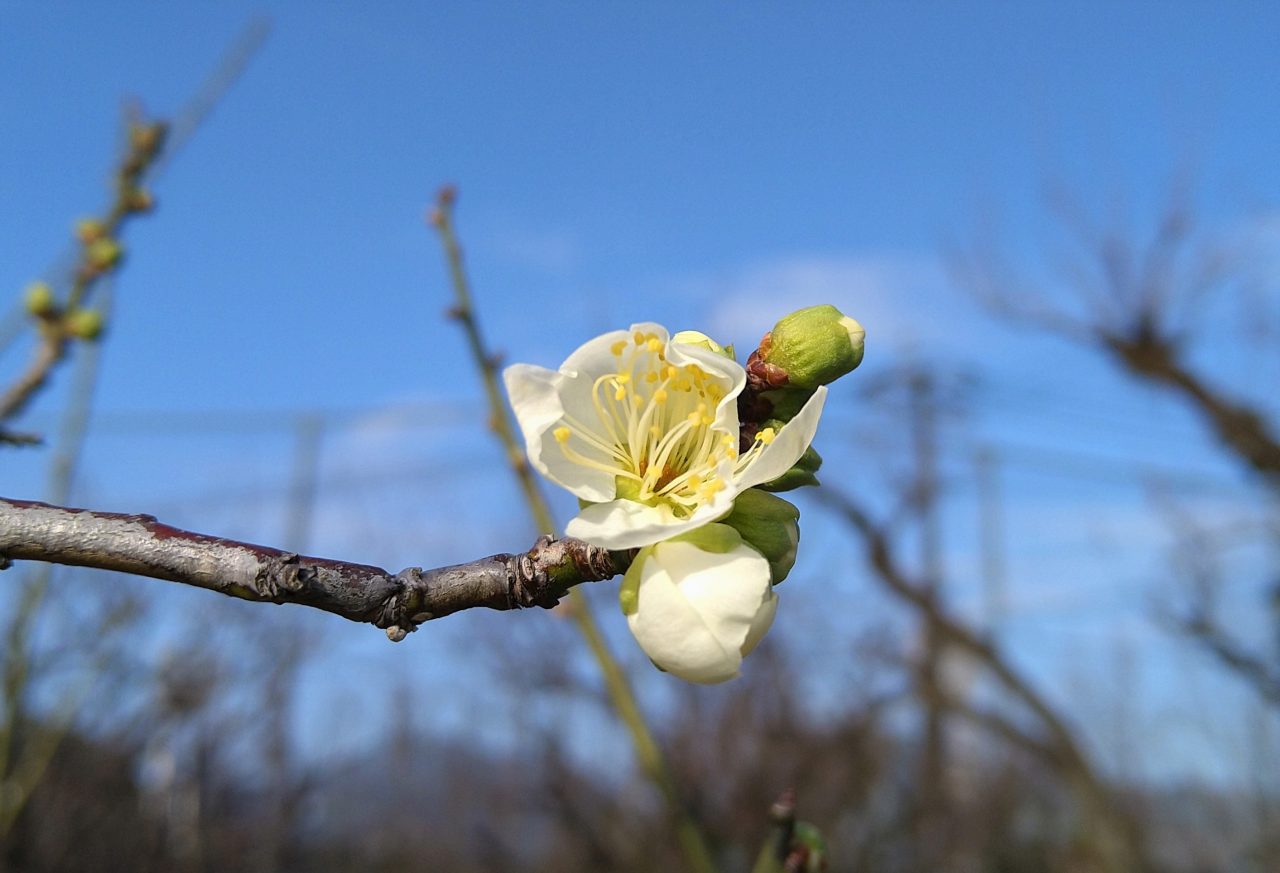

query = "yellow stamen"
[[646, 337, 662, 352], [654, 389, 668, 404], [757, 427, 777, 445], [633, 331, 645, 345], [615, 386, 627, 401], [554, 426, 571, 443], [611, 340, 627, 356]]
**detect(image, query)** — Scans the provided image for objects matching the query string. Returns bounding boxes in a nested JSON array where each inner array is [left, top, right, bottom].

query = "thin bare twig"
[[428, 187, 720, 873]]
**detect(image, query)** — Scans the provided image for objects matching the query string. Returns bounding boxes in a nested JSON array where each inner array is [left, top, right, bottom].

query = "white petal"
[[625, 537, 775, 684], [560, 326, 639, 376], [736, 386, 828, 490], [627, 556, 740, 684], [740, 589, 778, 658], [663, 539, 773, 654], [665, 339, 745, 433], [566, 486, 735, 549], [503, 364, 615, 502]]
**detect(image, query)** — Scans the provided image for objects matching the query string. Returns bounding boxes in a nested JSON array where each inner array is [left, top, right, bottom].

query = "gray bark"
[[0, 497, 623, 640]]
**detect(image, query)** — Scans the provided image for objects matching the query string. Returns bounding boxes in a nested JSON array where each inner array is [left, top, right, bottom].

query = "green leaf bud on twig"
[[125, 188, 154, 213], [756, 304, 865, 390], [720, 488, 801, 584], [85, 238, 123, 272], [790, 821, 828, 872], [23, 282, 56, 317], [75, 218, 107, 245], [64, 308, 105, 341]]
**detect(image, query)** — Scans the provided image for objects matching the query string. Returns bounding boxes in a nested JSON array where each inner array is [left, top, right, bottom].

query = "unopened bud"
[[85, 238, 123, 272], [23, 282, 56, 317], [128, 122, 166, 157], [75, 218, 107, 244], [759, 304, 864, 390], [720, 488, 800, 584], [64, 308, 104, 340], [125, 188, 154, 213], [672, 329, 735, 360]]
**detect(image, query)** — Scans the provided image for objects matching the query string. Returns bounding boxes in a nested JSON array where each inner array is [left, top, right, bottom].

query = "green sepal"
[[757, 445, 823, 493], [618, 545, 653, 616], [720, 489, 800, 583]]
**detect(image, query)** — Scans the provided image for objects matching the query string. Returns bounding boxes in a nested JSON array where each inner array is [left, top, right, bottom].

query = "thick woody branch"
[[0, 497, 626, 641]]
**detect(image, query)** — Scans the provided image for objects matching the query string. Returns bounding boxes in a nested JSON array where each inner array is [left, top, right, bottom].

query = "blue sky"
[[3, 2, 1279, 784]]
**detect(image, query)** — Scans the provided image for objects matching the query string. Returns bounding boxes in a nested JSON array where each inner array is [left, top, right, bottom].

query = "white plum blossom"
[[620, 525, 778, 684], [503, 323, 826, 550]]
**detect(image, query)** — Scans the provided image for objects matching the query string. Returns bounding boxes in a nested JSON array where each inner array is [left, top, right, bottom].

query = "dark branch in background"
[[955, 189, 1280, 484], [957, 186, 1280, 714], [0, 497, 626, 640], [818, 488, 1146, 873], [1158, 500, 1280, 708]]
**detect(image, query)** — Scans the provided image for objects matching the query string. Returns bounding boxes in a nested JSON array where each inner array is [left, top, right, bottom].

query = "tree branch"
[[0, 497, 625, 640]]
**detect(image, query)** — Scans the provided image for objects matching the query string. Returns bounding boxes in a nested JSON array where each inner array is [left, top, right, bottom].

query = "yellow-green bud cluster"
[[85, 238, 123, 272], [23, 282, 56, 317], [762, 304, 864, 390], [720, 488, 800, 584], [64, 309, 104, 340]]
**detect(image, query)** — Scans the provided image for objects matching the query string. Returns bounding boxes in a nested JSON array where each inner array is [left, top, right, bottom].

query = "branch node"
[[257, 552, 311, 597]]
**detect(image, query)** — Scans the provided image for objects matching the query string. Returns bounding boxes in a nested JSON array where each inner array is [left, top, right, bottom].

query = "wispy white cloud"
[[694, 253, 977, 357]]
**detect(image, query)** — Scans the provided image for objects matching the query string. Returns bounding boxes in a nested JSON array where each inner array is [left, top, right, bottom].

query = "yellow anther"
[[757, 427, 777, 445], [650, 424, 662, 437], [614, 386, 627, 401], [646, 338, 662, 352], [687, 411, 701, 425], [554, 426, 571, 443], [664, 365, 677, 380], [702, 416, 714, 426], [633, 395, 644, 407], [615, 372, 631, 384], [721, 434, 734, 446], [634, 331, 645, 345], [675, 380, 691, 392], [645, 371, 658, 383], [654, 389, 668, 404], [687, 474, 703, 488], [611, 340, 627, 356]]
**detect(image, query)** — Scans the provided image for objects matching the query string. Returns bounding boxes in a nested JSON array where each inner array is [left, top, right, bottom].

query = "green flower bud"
[[792, 821, 828, 873], [85, 238, 123, 272], [761, 304, 864, 390], [720, 488, 800, 584], [672, 329, 735, 360], [23, 282, 56, 317], [64, 308, 104, 341], [757, 445, 822, 493]]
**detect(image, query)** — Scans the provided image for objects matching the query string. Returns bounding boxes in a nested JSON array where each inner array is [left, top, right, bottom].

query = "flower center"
[[552, 331, 773, 516]]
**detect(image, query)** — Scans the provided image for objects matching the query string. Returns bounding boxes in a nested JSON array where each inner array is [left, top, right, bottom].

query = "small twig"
[[428, 187, 720, 873], [0, 497, 624, 640]]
